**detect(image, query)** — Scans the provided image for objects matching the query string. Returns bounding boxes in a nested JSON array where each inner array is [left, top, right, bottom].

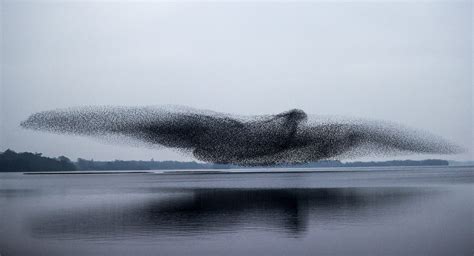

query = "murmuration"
[[21, 106, 463, 166]]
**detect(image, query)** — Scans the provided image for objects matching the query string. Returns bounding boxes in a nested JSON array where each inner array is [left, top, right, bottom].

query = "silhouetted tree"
[[0, 149, 76, 172]]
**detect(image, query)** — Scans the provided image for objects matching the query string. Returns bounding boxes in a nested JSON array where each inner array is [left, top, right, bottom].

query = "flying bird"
[[21, 106, 462, 165]]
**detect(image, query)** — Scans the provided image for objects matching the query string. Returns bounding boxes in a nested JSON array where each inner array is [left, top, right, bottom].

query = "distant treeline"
[[0, 149, 76, 172], [76, 158, 214, 170], [293, 159, 450, 168], [0, 149, 449, 172]]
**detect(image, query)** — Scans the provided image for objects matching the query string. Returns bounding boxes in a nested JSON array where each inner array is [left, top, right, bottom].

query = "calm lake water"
[[0, 166, 472, 256]]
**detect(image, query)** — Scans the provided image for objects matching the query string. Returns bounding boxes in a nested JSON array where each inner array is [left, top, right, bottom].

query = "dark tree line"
[[76, 158, 214, 170], [0, 149, 76, 172], [0, 149, 448, 172]]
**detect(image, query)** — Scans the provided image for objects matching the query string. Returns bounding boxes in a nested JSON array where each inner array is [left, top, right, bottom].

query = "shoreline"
[[20, 165, 474, 175]]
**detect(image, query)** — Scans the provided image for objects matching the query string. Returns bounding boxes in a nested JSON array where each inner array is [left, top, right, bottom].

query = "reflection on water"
[[0, 167, 472, 256], [29, 188, 427, 239]]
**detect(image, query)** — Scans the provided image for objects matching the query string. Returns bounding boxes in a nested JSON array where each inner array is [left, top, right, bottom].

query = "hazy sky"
[[1, 0, 472, 161]]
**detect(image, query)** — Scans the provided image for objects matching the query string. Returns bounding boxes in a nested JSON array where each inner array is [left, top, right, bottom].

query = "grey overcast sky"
[[0, 0, 472, 161]]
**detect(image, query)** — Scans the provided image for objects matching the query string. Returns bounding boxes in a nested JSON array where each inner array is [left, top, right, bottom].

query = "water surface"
[[0, 166, 472, 255]]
